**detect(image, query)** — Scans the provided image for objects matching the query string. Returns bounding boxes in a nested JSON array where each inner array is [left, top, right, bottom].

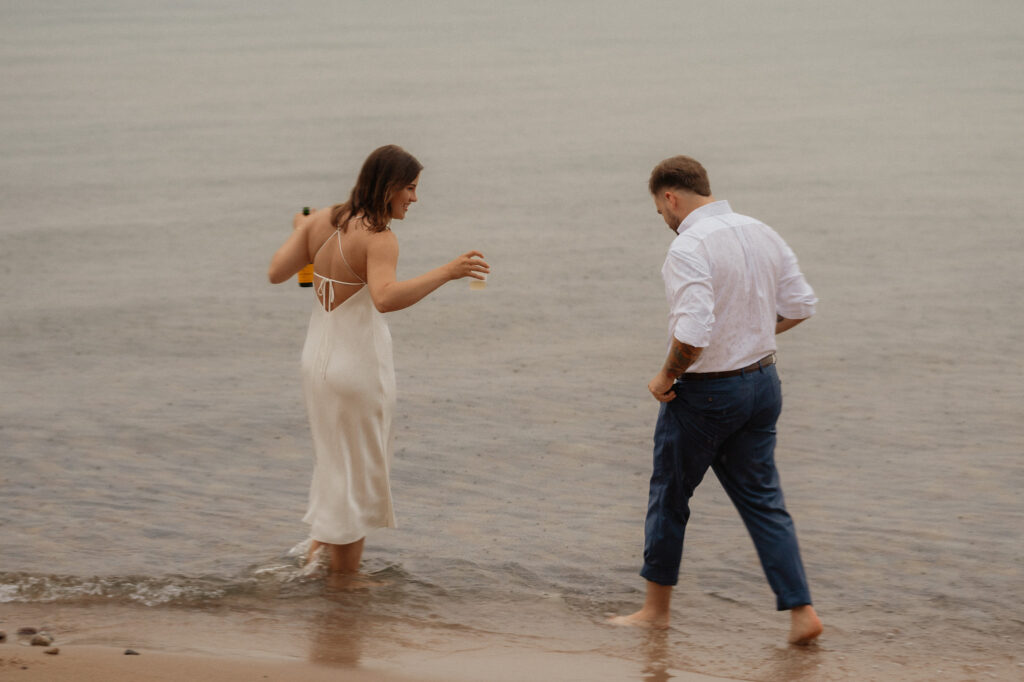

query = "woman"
[[268, 145, 488, 576]]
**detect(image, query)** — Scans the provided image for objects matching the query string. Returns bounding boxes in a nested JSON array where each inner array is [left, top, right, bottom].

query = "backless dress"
[[300, 229, 396, 544]]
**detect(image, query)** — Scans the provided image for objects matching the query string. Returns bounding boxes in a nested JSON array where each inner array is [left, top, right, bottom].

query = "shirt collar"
[[678, 200, 732, 234]]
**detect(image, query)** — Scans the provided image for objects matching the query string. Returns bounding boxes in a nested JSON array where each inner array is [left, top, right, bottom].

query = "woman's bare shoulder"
[[362, 226, 398, 263], [361, 223, 397, 244]]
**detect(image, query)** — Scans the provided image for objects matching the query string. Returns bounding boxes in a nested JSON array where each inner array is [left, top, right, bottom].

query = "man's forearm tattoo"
[[663, 340, 702, 378]]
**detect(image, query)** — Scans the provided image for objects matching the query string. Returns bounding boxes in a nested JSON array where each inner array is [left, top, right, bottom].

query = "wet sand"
[[5, 597, 1023, 681], [0, 646, 436, 682], [0, 605, 736, 682]]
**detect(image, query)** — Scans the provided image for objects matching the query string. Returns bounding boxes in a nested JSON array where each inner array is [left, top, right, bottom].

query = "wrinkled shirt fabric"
[[662, 200, 817, 373]]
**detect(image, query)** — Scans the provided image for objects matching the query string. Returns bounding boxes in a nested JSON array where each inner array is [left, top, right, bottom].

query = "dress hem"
[[305, 518, 397, 546]]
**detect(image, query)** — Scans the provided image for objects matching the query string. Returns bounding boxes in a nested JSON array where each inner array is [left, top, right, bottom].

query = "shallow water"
[[2, 1, 1023, 679]]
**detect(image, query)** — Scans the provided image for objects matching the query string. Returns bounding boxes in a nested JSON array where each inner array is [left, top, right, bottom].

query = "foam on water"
[[0, 572, 233, 607]]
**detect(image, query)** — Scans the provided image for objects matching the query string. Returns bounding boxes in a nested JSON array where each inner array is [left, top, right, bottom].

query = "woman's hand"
[[446, 251, 490, 281], [366, 239, 492, 312], [269, 210, 317, 284]]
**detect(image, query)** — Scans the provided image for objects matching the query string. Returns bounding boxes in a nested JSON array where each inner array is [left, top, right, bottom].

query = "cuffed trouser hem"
[[640, 564, 679, 587], [776, 590, 812, 611]]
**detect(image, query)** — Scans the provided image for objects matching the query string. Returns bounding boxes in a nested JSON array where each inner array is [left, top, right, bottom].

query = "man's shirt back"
[[662, 200, 817, 373]]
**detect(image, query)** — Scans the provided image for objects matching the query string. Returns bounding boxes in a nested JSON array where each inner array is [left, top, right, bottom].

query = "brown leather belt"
[[678, 353, 776, 381]]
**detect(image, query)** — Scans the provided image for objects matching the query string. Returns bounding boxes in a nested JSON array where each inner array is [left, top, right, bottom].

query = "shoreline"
[[0, 603, 741, 682], [0, 645, 440, 682], [0, 644, 741, 682], [6, 593, 1021, 680]]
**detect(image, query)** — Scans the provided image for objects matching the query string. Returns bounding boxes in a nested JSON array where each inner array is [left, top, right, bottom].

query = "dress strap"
[[312, 230, 365, 311], [311, 230, 365, 285], [312, 229, 336, 261], [335, 231, 366, 285]]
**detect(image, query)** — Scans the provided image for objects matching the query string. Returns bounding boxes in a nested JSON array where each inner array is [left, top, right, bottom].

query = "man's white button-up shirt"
[[662, 200, 817, 373]]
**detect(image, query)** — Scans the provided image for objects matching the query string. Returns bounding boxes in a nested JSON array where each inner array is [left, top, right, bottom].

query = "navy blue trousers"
[[641, 364, 812, 610]]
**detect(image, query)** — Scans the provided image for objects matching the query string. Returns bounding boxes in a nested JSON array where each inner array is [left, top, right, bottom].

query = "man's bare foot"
[[608, 608, 670, 629], [788, 605, 823, 645], [611, 582, 673, 629]]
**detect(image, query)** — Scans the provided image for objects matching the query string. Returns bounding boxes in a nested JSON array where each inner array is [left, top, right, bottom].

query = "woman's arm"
[[365, 231, 488, 313], [267, 211, 316, 284]]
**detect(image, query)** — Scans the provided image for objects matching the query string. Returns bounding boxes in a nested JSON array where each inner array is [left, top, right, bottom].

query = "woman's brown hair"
[[331, 145, 424, 233]]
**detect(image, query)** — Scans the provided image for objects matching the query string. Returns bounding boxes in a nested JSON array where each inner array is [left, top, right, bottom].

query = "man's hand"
[[648, 371, 677, 403], [648, 338, 703, 402]]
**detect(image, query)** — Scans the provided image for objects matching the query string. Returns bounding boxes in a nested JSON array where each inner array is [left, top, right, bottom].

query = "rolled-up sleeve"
[[775, 242, 817, 319], [663, 247, 715, 348]]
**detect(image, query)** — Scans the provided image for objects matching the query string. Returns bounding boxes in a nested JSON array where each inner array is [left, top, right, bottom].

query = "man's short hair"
[[649, 156, 711, 197]]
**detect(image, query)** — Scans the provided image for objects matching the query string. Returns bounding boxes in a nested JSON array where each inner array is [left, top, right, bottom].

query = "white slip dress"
[[300, 230, 396, 544]]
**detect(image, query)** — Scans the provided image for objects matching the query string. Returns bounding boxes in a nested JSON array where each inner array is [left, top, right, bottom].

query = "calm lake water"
[[2, 1, 1022, 679]]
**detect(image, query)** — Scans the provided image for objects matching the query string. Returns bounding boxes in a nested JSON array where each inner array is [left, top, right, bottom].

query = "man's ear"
[[663, 190, 678, 211]]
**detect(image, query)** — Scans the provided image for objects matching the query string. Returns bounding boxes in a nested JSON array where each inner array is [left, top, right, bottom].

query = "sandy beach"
[[0, 607, 738, 682], [4, 593, 1022, 681], [0, 647, 740, 682], [1, 646, 436, 682]]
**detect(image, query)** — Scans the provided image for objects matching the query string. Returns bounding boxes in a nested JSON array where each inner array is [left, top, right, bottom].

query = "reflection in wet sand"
[[308, 605, 365, 669], [639, 628, 672, 682], [759, 642, 824, 682]]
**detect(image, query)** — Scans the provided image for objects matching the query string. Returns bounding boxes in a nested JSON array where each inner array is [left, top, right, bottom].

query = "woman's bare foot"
[[325, 572, 387, 590], [608, 608, 670, 629], [788, 605, 823, 645], [306, 539, 324, 566], [326, 538, 365, 574]]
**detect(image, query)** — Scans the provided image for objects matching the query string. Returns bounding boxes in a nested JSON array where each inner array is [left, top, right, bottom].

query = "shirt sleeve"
[[775, 240, 817, 319], [664, 247, 715, 348]]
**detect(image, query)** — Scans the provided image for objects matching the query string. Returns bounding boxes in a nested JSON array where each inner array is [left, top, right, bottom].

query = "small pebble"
[[44, 647, 60, 656], [17, 627, 38, 635], [30, 634, 54, 647], [125, 649, 140, 655]]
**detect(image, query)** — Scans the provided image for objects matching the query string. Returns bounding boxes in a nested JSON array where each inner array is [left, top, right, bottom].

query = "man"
[[611, 156, 823, 645]]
